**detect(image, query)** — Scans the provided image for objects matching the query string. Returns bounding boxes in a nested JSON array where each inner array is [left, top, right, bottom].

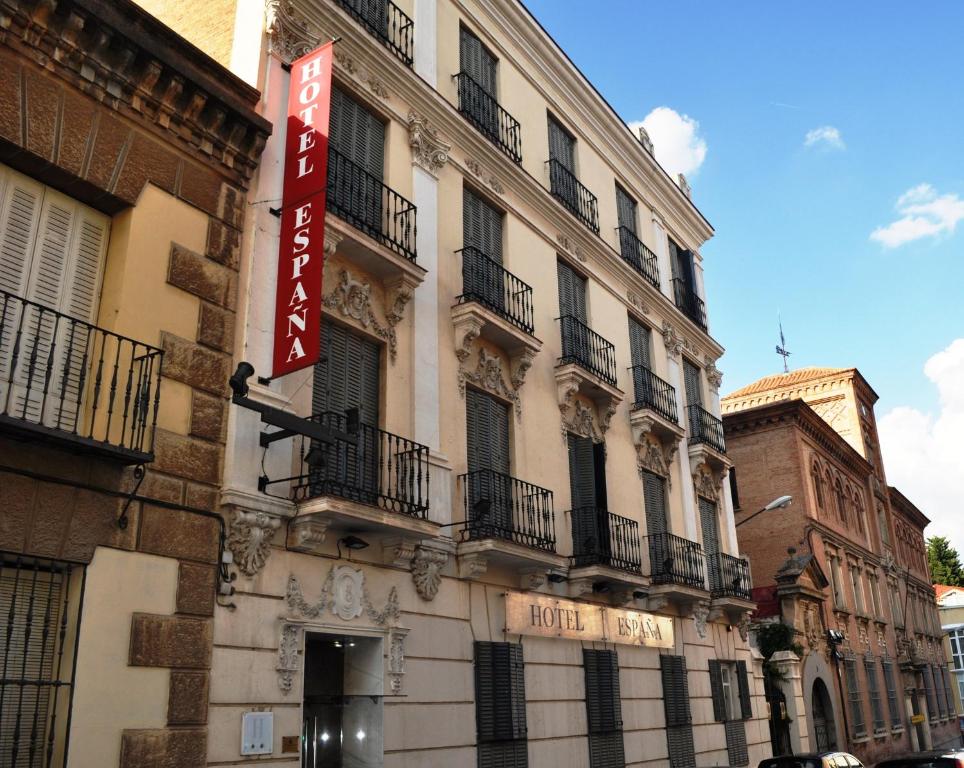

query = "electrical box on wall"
[[241, 711, 273, 756]]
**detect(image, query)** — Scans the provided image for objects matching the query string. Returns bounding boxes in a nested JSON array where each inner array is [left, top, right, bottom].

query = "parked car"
[[874, 750, 964, 768], [759, 752, 865, 768]]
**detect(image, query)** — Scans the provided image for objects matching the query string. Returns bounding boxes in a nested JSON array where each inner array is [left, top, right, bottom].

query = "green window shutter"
[[615, 184, 637, 233], [669, 239, 695, 289], [660, 655, 695, 768], [708, 660, 726, 722], [548, 116, 575, 171], [466, 388, 510, 475], [736, 660, 752, 720], [556, 260, 587, 322], [628, 316, 651, 370]]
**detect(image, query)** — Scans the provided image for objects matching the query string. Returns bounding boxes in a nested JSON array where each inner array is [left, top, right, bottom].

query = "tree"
[[927, 536, 964, 586]]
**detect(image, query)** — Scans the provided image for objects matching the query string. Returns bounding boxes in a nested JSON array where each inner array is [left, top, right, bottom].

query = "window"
[[864, 655, 885, 733], [933, 664, 948, 719], [660, 655, 696, 768], [950, 629, 964, 670], [881, 658, 902, 728], [835, 480, 847, 526], [568, 434, 609, 567], [615, 184, 637, 234], [557, 260, 588, 323], [849, 562, 865, 615], [460, 26, 497, 98], [729, 468, 741, 511], [709, 660, 752, 766], [877, 504, 890, 546], [682, 358, 703, 409], [889, 580, 904, 626], [548, 115, 576, 172], [843, 655, 866, 738], [643, 469, 672, 580], [0, 555, 84, 767], [474, 642, 527, 767], [868, 572, 883, 620], [583, 649, 625, 768], [465, 387, 512, 538], [923, 664, 937, 722], [628, 316, 651, 370], [812, 462, 824, 511], [828, 554, 846, 609]]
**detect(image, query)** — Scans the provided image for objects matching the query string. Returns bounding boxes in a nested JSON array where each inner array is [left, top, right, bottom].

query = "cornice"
[[304, 3, 724, 357]]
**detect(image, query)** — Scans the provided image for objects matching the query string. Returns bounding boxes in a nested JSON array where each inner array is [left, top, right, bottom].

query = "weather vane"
[[776, 316, 791, 373]]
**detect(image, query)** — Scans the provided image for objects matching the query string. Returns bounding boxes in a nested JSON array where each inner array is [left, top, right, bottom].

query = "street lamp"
[[735, 495, 793, 527]]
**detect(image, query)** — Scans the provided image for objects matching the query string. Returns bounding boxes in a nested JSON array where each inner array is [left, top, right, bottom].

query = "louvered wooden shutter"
[[466, 388, 509, 475], [736, 661, 752, 719], [628, 316, 651, 370], [615, 185, 637, 234], [463, 187, 503, 263], [584, 649, 625, 768], [669, 240, 695, 288], [567, 433, 596, 510], [724, 720, 749, 766], [330, 86, 385, 179], [642, 471, 667, 537], [708, 660, 726, 721], [548, 116, 575, 171], [699, 497, 720, 556], [475, 641, 528, 768], [556, 260, 586, 322], [313, 321, 380, 424], [660, 655, 696, 768], [460, 26, 497, 96], [683, 360, 702, 408]]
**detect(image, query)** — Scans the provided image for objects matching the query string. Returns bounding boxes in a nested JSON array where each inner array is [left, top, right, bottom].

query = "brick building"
[[0, 0, 269, 765], [723, 367, 957, 761]]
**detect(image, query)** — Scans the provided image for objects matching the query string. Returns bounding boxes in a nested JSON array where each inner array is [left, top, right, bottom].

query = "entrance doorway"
[[302, 633, 383, 767], [811, 679, 837, 752]]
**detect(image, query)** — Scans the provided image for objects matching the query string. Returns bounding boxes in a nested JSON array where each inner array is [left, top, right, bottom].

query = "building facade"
[[722, 368, 958, 762], [127, 0, 772, 766], [0, 0, 271, 766], [938, 585, 964, 722]]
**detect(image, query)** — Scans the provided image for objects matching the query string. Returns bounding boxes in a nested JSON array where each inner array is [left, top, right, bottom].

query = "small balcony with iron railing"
[[454, 73, 522, 163], [334, 0, 414, 67], [568, 507, 647, 595], [707, 552, 754, 620], [0, 289, 163, 464], [628, 365, 684, 452], [642, 532, 708, 609], [555, 316, 623, 440], [616, 227, 660, 290], [547, 159, 599, 234], [686, 403, 729, 477], [258, 409, 439, 548], [456, 470, 568, 580], [671, 278, 707, 332]]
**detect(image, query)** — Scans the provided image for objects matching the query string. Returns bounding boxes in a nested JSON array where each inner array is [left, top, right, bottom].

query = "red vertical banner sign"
[[272, 42, 334, 378]]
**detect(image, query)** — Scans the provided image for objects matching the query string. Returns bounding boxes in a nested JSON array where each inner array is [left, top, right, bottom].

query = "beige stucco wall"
[[67, 547, 179, 768]]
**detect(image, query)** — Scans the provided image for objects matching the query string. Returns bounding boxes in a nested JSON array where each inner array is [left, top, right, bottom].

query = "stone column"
[[414, 0, 437, 87], [772, 650, 812, 754]]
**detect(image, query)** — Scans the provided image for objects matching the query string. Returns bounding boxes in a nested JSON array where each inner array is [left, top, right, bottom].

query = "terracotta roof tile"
[[723, 367, 850, 400]]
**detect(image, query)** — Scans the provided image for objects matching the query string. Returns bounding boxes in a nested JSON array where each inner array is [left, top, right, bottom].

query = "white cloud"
[[878, 339, 964, 561], [870, 183, 964, 248], [804, 125, 845, 150], [631, 107, 707, 180]]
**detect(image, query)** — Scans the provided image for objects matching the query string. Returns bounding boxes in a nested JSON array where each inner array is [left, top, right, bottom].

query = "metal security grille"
[[881, 658, 902, 727], [864, 656, 885, 732], [1, 555, 83, 768], [843, 656, 866, 738]]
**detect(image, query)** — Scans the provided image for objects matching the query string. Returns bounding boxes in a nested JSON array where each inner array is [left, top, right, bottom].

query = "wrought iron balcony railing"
[[630, 366, 678, 424], [334, 0, 413, 67], [0, 289, 163, 463], [547, 158, 599, 234], [327, 147, 417, 262], [570, 506, 642, 574], [671, 278, 707, 331], [454, 72, 522, 163], [558, 315, 617, 387], [687, 404, 726, 453], [272, 411, 429, 518], [707, 552, 752, 600], [645, 532, 705, 589], [460, 469, 555, 552], [457, 246, 533, 334], [616, 227, 660, 289]]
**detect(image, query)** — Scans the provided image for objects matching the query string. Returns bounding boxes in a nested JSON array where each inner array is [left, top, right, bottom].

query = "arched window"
[[852, 489, 866, 535], [834, 478, 847, 526], [812, 461, 824, 511]]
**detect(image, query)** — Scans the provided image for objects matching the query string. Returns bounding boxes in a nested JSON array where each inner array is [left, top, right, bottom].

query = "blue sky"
[[524, 0, 964, 553]]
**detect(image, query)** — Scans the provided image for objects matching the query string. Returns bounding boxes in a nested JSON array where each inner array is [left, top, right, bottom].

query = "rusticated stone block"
[[114, 132, 180, 202], [179, 162, 221, 218], [138, 503, 219, 564], [129, 613, 212, 668], [190, 390, 225, 443], [62, 488, 130, 561], [205, 218, 240, 269], [0, 58, 22, 146], [152, 428, 221, 486], [184, 483, 217, 511], [139, 471, 185, 505], [119, 728, 206, 768], [24, 483, 74, 558], [0, 473, 34, 553], [167, 244, 235, 309], [196, 302, 234, 353], [176, 562, 216, 617], [24, 69, 60, 161], [168, 671, 210, 725], [217, 184, 244, 229], [159, 332, 230, 396], [87, 112, 131, 193]]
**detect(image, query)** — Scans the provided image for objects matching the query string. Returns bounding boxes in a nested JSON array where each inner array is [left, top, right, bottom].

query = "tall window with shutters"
[[864, 655, 886, 733], [880, 658, 902, 729], [459, 26, 499, 137], [843, 654, 866, 738], [642, 469, 670, 576], [923, 664, 937, 721], [660, 654, 696, 768], [462, 186, 506, 315], [328, 86, 386, 233], [708, 659, 753, 767], [474, 641, 528, 768], [465, 387, 512, 539], [0, 165, 110, 429], [583, 649, 625, 768], [568, 433, 610, 566]]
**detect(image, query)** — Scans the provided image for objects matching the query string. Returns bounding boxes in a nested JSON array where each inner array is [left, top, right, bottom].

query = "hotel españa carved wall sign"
[[504, 592, 674, 648], [272, 42, 333, 377]]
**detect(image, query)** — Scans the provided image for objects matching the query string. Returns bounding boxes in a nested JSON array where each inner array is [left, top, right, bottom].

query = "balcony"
[[671, 278, 707, 331], [643, 533, 708, 611], [548, 158, 599, 234], [616, 227, 660, 289], [568, 507, 648, 598], [327, 147, 418, 264], [555, 316, 623, 439], [260, 411, 438, 549], [558, 315, 616, 386], [708, 552, 754, 620], [335, 0, 413, 67], [629, 364, 683, 441], [457, 246, 533, 334], [687, 404, 729, 477], [454, 72, 522, 163], [0, 289, 163, 464]]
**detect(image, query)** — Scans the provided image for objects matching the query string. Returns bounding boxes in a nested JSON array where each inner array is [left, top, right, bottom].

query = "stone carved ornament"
[[323, 269, 410, 362], [408, 112, 451, 177], [693, 462, 724, 501], [265, 0, 321, 63], [737, 613, 751, 642], [227, 509, 281, 577], [333, 48, 390, 100], [637, 434, 671, 485], [661, 321, 685, 360], [411, 547, 448, 601], [459, 347, 522, 417], [704, 358, 723, 392], [465, 157, 505, 195], [804, 601, 823, 649], [561, 399, 604, 444], [692, 601, 710, 640], [278, 566, 406, 693]]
